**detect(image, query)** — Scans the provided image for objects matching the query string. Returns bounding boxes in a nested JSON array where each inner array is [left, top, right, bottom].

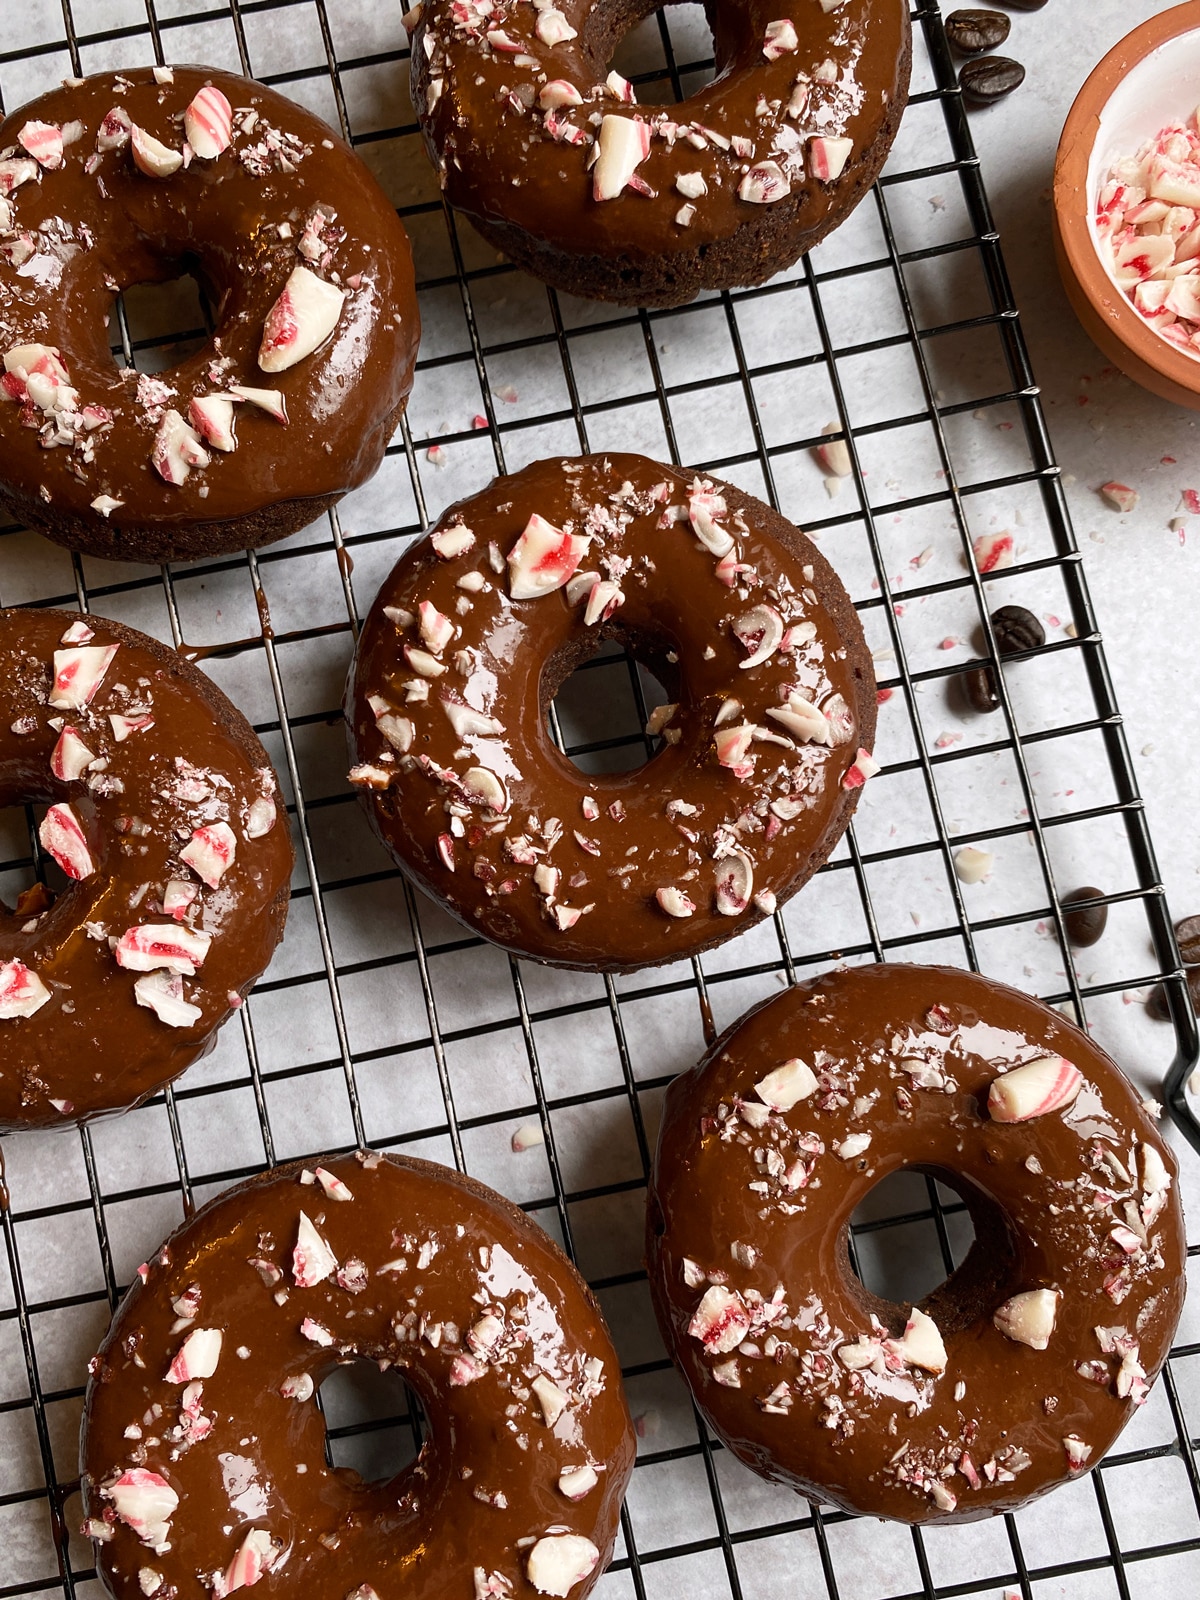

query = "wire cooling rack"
[[2, 2, 1199, 1598]]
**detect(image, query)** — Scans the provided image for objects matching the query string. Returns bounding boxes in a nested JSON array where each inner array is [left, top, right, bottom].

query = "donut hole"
[[847, 1164, 1023, 1341], [0, 794, 69, 917], [604, 1, 718, 102], [317, 1359, 426, 1485], [546, 632, 677, 776], [111, 267, 211, 375]]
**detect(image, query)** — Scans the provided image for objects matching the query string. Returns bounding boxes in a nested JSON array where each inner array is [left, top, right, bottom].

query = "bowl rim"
[[1054, 0, 1200, 395]]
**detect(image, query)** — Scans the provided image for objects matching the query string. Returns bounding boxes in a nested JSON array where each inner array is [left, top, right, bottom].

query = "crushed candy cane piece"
[[184, 85, 233, 160], [258, 266, 346, 374], [131, 124, 183, 178], [180, 822, 237, 888], [1100, 481, 1139, 513], [988, 1055, 1082, 1122], [526, 1535, 600, 1598], [166, 1327, 222, 1382], [993, 1288, 1060, 1349], [39, 802, 95, 879], [0, 959, 51, 1019]]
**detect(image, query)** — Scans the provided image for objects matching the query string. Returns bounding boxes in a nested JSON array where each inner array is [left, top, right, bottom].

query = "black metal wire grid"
[[0, 1, 1199, 1597]]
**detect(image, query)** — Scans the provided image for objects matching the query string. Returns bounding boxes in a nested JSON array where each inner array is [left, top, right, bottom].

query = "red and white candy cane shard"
[[809, 135, 853, 183], [108, 713, 155, 742], [507, 513, 589, 599], [292, 1211, 338, 1286], [0, 959, 51, 1019], [114, 923, 212, 976], [315, 1165, 354, 1202], [973, 530, 1015, 573], [592, 115, 651, 201], [96, 106, 131, 151], [50, 725, 97, 781], [180, 822, 237, 888], [183, 85, 233, 160], [841, 747, 879, 789], [49, 643, 118, 710], [0, 157, 40, 195], [39, 802, 96, 879], [19, 119, 64, 169], [987, 1055, 1084, 1123], [60, 620, 94, 644], [715, 850, 754, 916], [152, 408, 210, 485], [525, 1535, 601, 1598], [215, 1527, 278, 1597], [762, 19, 799, 59], [166, 1326, 223, 1383], [103, 1468, 179, 1546], [134, 971, 203, 1028], [258, 266, 346, 374], [688, 1284, 751, 1353], [738, 161, 791, 204], [188, 394, 237, 453]]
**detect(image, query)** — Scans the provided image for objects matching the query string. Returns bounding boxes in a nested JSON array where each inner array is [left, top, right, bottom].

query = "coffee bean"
[[1175, 913, 1200, 965], [962, 665, 1001, 713], [946, 9, 1011, 55], [960, 55, 1026, 104], [991, 604, 1044, 656], [1001, 0, 1048, 10], [1146, 966, 1200, 1021], [1063, 886, 1107, 948]]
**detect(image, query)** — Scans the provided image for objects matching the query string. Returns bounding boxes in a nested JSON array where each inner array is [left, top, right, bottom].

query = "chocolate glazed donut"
[[0, 608, 292, 1128], [0, 67, 419, 563], [347, 453, 877, 972], [411, 0, 910, 306], [646, 964, 1186, 1522], [80, 1151, 636, 1600]]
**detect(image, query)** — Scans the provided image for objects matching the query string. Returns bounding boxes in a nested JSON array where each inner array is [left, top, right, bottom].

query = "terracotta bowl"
[[1054, 1, 1200, 409]]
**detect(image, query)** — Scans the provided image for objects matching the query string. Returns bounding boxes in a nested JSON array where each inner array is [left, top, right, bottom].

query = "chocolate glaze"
[[81, 1151, 635, 1599], [0, 608, 292, 1129], [646, 963, 1186, 1522], [346, 453, 876, 971], [0, 67, 419, 562], [411, 0, 910, 305]]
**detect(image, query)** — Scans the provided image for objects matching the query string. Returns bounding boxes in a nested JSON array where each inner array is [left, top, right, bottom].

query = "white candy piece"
[[511, 1122, 545, 1152], [738, 161, 791, 204], [91, 494, 124, 518], [229, 384, 289, 424], [134, 972, 202, 1029], [507, 513, 589, 599], [183, 85, 233, 160], [115, 924, 212, 976], [188, 394, 237, 452], [0, 959, 51, 1019], [109, 713, 155, 742], [656, 886, 696, 919], [755, 1057, 818, 1111], [50, 643, 118, 709], [766, 692, 829, 744], [834, 1132, 872, 1161], [558, 1464, 598, 1499], [762, 19, 799, 59], [39, 802, 95, 880], [258, 266, 346, 373], [884, 1305, 947, 1374], [292, 1211, 338, 1287], [953, 845, 993, 885], [419, 600, 455, 653], [992, 1288, 1060, 1350], [1141, 1142, 1170, 1196], [526, 1534, 600, 1597], [732, 603, 784, 668], [532, 1374, 568, 1426], [166, 1327, 222, 1382], [817, 425, 852, 477], [688, 1284, 750, 1353], [104, 1469, 179, 1549], [152, 409, 210, 486], [463, 766, 509, 812], [442, 698, 505, 740], [431, 524, 476, 560], [592, 115, 650, 201], [245, 796, 278, 838], [131, 124, 183, 178], [0, 157, 40, 194], [535, 8, 577, 45], [987, 1056, 1083, 1123], [180, 822, 237, 888]]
